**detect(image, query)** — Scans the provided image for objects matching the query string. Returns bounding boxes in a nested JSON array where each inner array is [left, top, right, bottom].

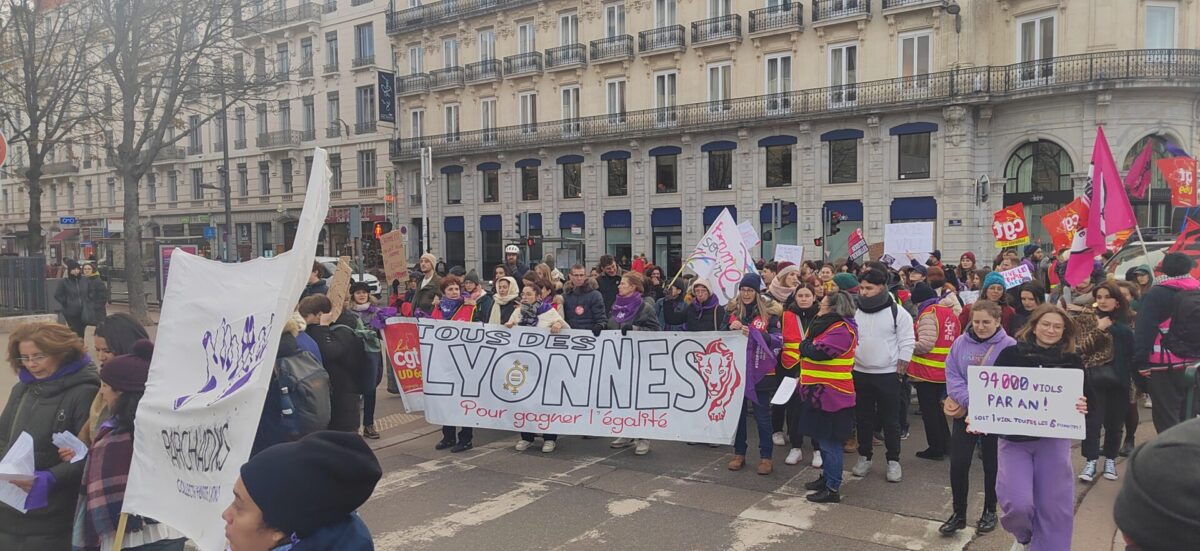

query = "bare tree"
[[0, 0, 103, 255], [89, 0, 279, 321]]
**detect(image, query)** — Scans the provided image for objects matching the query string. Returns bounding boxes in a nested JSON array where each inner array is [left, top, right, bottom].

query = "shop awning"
[[890, 197, 938, 221], [704, 206, 737, 226], [49, 228, 79, 243]]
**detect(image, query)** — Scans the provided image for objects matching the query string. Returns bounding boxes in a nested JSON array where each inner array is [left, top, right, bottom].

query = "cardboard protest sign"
[[999, 264, 1034, 289], [418, 319, 748, 444], [1041, 198, 1088, 253], [773, 244, 804, 265], [867, 242, 885, 262], [123, 148, 331, 551], [380, 229, 407, 285], [967, 365, 1084, 439], [686, 209, 753, 305], [883, 222, 934, 270], [326, 256, 352, 318], [382, 318, 425, 412], [992, 203, 1031, 248]]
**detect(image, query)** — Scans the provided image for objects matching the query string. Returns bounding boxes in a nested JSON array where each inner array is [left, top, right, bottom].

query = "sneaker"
[[515, 440, 532, 451], [1079, 459, 1097, 482], [1143, 396, 1153, 409], [938, 513, 966, 535], [806, 487, 841, 503], [1102, 458, 1118, 480], [634, 439, 651, 455], [851, 457, 872, 477], [785, 448, 804, 465], [610, 438, 633, 449], [811, 453, 823, 469], [362, 424, 380, 439], [451, 441, 473, 453], [542, 440, 557, 453], [757, 459, 773, 475], [886, 460, 903, 482], [772, 432, 786, 446], [977, 510, 998, 533], [728, 455, 746, 471], [804, 475, 827, 492], [900, 429, 910, 441], [435, 440, 455, 451], [1119, 439, 1135, 457]]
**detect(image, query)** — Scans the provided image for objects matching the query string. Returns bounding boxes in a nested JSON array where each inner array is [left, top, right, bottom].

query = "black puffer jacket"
[[306, 312, 365, 397], [562, 279, 607, 330]]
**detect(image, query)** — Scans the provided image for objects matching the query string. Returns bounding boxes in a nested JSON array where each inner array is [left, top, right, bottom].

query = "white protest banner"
[[999, 264, 1034, 289], [773, 244, 804, 265], [737, 221, 760, 248], [417, 319, 749, 444], [123, 149, 331, 551], [382, 317, 425, 412], [685, 208, 752, 305], [967, 366, 1085, 439], [883, 222, 934, 270]]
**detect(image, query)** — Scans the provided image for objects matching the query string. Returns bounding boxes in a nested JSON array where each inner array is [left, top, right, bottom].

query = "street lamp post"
[[199, 177, 232, 262]]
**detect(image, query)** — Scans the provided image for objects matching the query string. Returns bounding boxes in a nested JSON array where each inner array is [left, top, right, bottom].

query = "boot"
[[727, 455, 746, 471], [757, 459, 773, 475], [938, 512, 966, 535], [806, 487, 841, 503]]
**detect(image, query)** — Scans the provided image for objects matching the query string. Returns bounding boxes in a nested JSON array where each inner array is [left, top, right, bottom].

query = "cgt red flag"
[[1041, 197, 1088, 252], [1167, 219, 1200, 279], [1157, 157, 1199, 208]]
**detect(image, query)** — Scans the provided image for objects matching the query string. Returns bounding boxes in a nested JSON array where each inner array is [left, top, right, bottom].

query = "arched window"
[[1003, 140, 1075, 247], [1121, 135, 1179, 231]]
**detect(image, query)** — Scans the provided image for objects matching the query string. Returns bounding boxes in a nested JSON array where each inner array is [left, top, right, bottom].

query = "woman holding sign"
[[959, 272, 1015, 336], [606, 271, 661, 456], [1074, 281, 1134, 483], [988, 304, 1087, 551]]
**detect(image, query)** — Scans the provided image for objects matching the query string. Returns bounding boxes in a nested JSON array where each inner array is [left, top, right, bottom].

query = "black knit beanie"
[[241, 431, 382, 538], [1160, 252, 1195, 278], [1113, 418, 1200, 551]]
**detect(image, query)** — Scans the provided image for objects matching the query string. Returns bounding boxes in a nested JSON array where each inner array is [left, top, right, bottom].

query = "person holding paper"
[[722, 274, 783, 476], [1074, 282, 1135, 483], [0, 322, 100, 550], [988, 304, 1088, 551]]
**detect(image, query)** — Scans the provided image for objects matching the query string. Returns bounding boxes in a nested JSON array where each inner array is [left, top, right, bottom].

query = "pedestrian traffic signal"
[[373, 223, 385, 239], [814, 237, 823, 247], [525, 236, 538, 248]]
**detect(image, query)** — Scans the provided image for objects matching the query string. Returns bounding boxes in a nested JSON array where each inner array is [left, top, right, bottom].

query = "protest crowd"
[[3, 233, 1200, 551]]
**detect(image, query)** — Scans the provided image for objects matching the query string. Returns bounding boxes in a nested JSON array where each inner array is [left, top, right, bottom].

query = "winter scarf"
[[19, 353, 92, 384], [350, 302, 397, 331], [493, 277, 520, 306], [73, 422, 142, 551], [436, 295, 466, 319], [767, 277, 797, 304], [690, 291, 720, 322], [518, 300, 554, 326], [610, 292, 645, 324], [856, 290, 893, 314]]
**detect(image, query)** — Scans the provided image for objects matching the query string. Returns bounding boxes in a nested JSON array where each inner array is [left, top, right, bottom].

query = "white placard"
[[967, 366, 1085, 440], [771, 377, 798, 405], [773, 244, 804, 266], [738, 221, 761, 248], [418, 319, 749, 444], [883, 222, 934, 270], [999, 264, 1034, 289]]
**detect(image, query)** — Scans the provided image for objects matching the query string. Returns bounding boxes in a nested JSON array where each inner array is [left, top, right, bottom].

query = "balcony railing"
[[42, 161, 79, 175], [692, 14, 742, 44], [234, 138, 247, 149], [301, 129, 316, 141], [812, 0, 870, 23], [326, 125, 342, 138], [213, 141, 225, 151], [590, 35, 634, 62], [299, 64, 314, 78], [750, 3, 803, 33], [352, 55, 375, 68], [504, 52, 542, 75], [390, 49, 1200, 162], [323, 62, 339, 74], [355, 121, 377, 134], [397, 73, 429, 95], [545, 44, 586, 70], [387, 0, 539, 35], [465, 59, 501, 83], [881, 0, 937, 10], [429, 66, 464, 90], [256, 130, 303, 150], [153, 146, 188, 163], [235, 2, 326, 38], [350, 0, 371, 5], [186, 144, 202, 155], [639, 25, 686, 53], [324, 0, 336, 12]]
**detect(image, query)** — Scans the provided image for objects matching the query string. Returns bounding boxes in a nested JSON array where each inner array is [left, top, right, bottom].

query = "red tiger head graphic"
[[692, 340, 740, 421]]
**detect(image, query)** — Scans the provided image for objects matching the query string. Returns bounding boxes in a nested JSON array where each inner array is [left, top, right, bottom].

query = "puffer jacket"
[[283, 513, 374, 551], [0, 355, 100, 540], [562, 278, 607, 330]]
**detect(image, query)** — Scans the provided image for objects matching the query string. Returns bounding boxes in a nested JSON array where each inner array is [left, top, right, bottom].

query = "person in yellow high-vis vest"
[[909, 286, 962, 461]]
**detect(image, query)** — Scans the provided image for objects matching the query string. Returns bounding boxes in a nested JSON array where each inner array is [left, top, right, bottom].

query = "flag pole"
[[113, 513, 129, 550]]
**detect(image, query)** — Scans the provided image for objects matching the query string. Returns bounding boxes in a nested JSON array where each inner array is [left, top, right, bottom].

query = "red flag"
[[992, 203, 1030, 248], [1167, 219, 1200, 279], [1042, 198, 1088, 252], [1125, 141, 1154, 199], [1157, 157, 1199, 208]]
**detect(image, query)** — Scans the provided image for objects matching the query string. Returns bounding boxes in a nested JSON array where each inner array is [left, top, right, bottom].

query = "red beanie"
[[100, 339, 153, 393]]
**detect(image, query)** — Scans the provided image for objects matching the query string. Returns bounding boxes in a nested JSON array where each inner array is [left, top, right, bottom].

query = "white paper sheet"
[[52, 431, 88, 464], [0, 432, 35, 513], [771, 377, 799, 405]]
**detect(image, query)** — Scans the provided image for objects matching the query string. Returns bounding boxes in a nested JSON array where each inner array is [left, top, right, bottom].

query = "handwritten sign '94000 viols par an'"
[[967, 366, 1085, 440]]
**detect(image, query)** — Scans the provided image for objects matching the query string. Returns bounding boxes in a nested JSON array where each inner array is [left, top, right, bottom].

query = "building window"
[[445, 222, 465, 271], [325, 31, 338, 69], [560, 86, 580, 135], [708, 150, 732, 191], [281, 159, 294, 193], [829, 138, 857, 184], [276, 42, 289, 76], [1017, 11, 1055, 83], [329, 154, 342, 190], [563, 162, 581, 198], [410, 109, 424, 140], [446, 172, 461, 204], [517, 20, 536, 53], [655, 71, 677, 126], [829, 43, 857, 104], [300, 37, 313, 73], [898, 132, 931, 180], [605, 2, 626, 36], [235, 107, 247, 143], [766, 145, 792, 187], [357, 150, 377, 188], [191, 168, 203, 200], [167, 172, 177, 201], [443, 103, 459, 141], [254, 48, 266, 78], [326, 92, 339, 132], [1004, 140, 1073, 194], [478, 29, 495, 61], [442, 37, 458, 67], [302, 96, 315, 135], [559, 11, 578, 45], [256, 103, 268, 137], [608, 158, 628, 196], [355, 85, 376, 128], [1146, 2, 1176, 49], [144, 178, 153, 204], [606, 79, 626, 124], [656, 154, 677, 193], [481, 97, 497, 142], [606, 227, 632, 265], [521, 166, 538, 200], [67, 183, 75, 208], [899, 31, 931, 86], [238, 163, 248, 196], [481, 227, 502, 275], [259, 161, 270, 194], [407, 44, 423, 73], [765, 54, 791, 112], [278, 100, 291, 132], [354, 23, 374, 60], [707, 63, 731, 111], [482, 168, 499, 203], [107, 179, 116, 206], [188, 115, 201, 149], [655, 0, 676, 26], [519, 92, 537, 134]]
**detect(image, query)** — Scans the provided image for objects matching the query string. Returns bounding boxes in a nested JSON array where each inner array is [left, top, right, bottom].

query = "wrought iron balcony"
[[299, 64, 314, 78], [326, 125, 342, 138], [186, 144, 202, 155], [396, 73, 429, 96], [389, 49, 1200, 163], [429, 66, 464, 90], [504, 52, 542, 76], [42, 160, 79, 175], [235, 2, 326, 38], [350, 0, 371, 5], [234, 138, 247, 150], [639, 26, 686, 54], [301, 129, 316, 141], [256, 130, 303, 150], [545, 44, 586, 70], [692, 14, 742, 44], [750, 3, 803, 34], [590, 35, 634, 63], [352, 55, 375, 68], [812, 0, 870, 24], [465, 59, 501, 83], [355, 121, 377, 134], [323, 62, 339, 74], [324, 0, 336, 12], [387, 0, 538, 35], [881, 0, 938, 11], [153, 146, 188, 164]]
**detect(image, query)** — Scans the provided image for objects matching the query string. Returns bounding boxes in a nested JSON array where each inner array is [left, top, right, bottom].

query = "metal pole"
[[220, 85, 233, 262], [420, 146, 431, 254]]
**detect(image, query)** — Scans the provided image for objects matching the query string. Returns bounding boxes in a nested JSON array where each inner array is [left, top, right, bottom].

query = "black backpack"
[[1162, 289, 1200, 360], [274, 350, 332, 436]]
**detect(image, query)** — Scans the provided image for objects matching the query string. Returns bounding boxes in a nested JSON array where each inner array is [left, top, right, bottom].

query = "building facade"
[[2, 0, 1198, 277]]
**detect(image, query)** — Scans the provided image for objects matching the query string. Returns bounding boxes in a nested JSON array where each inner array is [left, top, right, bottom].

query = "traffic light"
[[515, 212, 528, 237], [525, 236, 538, 248], [828, 211, 843, 235], [814, 237, 823, 247], [373, 222, 384, 239]]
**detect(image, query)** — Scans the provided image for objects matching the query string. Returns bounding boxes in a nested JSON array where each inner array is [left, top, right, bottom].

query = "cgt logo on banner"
[[992, 203, 1031, 248], [414, 319, 749, 444], [382, 318, 425, 412], [1041, 198, 1089, 253], [122, 149, 332, 551]]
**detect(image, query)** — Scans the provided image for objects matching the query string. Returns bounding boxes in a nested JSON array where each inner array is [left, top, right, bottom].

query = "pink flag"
[[1125, 141, 1153, 199], [1066, 127, 1138, 286]]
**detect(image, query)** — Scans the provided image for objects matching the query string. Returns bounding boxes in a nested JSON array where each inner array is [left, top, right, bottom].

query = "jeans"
[[360, 352, 383, 427], [734, 388, 775, 459], [1083, 383, 1127, 460], [816, 437, 844, 491], [785, 395, 820, 452], [950, 418, 997, 516], [914, 381, 949, 454], [854, 371, 902, 461]]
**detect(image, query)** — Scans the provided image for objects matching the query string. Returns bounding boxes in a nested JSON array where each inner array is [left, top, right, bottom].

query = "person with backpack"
[[347, 282, 395, 440], [55, 259, 90, 337], [254, 314, 329, 456], [1132, 252, 1200, 432], [298, 295, 364, 434]]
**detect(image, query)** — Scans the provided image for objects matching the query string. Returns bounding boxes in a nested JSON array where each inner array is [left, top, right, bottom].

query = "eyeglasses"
[[18, 353, 48, 364]]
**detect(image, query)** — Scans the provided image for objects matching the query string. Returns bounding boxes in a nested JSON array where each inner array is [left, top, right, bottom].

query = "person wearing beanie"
[[685, 278, 723, 332], [910, 280, 961, 464], [68, 340, 187, 551], [1133, 252, 1200, 432], [656, 277, 690, 331], [347, 281, 396, 440], [960, 272, 1016, 336], [768, 264, 801, 304], [1114, 417, 1200, 551], [412, 253, 442, 317], [225, 431, 381, 551], [722, 272, 784, 476]]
